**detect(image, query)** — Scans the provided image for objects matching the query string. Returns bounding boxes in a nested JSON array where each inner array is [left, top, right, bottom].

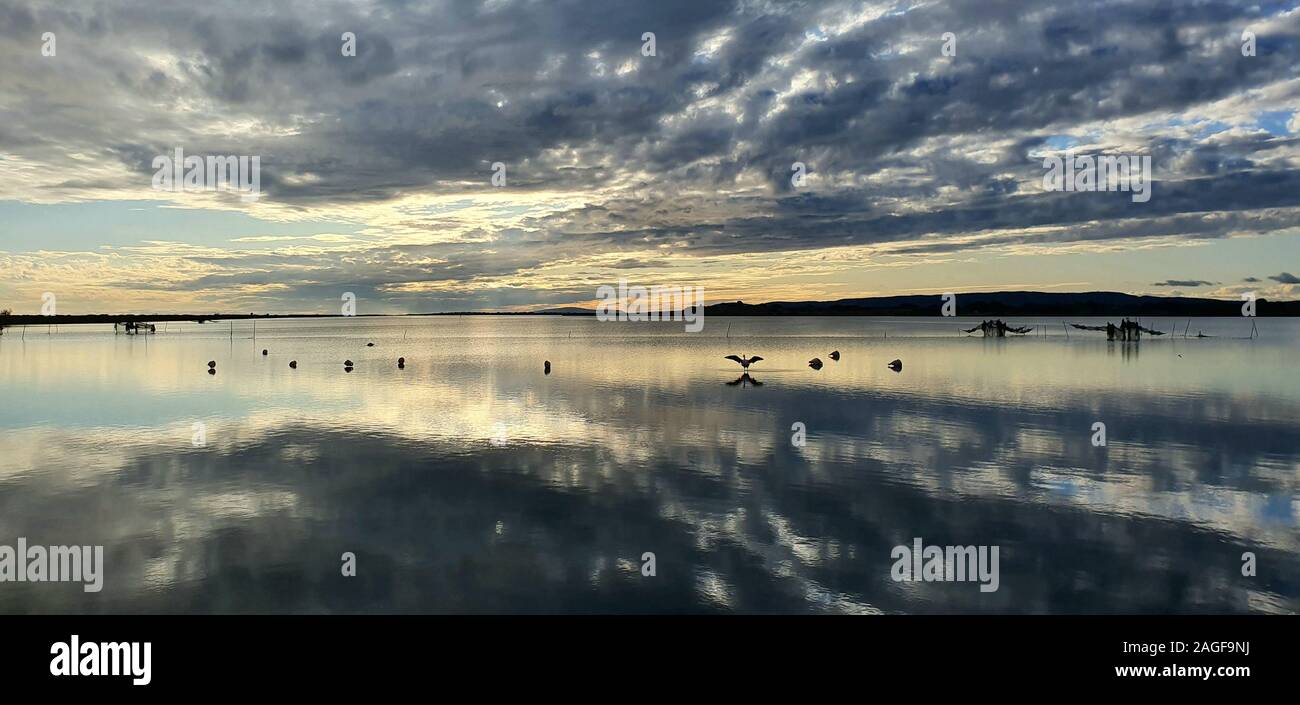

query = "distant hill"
[[699, 291, 1299, 316], [534, 307, 595, 315]]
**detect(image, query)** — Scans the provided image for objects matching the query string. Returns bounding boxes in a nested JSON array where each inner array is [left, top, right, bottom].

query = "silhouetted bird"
[[289, 360, 297, 369], [808, 358, 823, 370], [544, 361, 551, 374], [829, 350, 840, 360], [887, 359, 902, 372], [207, 361, 216, 369], [398, 357, 405, 368], [262, 349, 268, 356], [366, 343, 375, 347], [725, 354, 763, 369]]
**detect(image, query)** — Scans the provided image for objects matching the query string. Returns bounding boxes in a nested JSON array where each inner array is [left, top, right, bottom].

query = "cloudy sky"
[[0, 0, 1298, 314]]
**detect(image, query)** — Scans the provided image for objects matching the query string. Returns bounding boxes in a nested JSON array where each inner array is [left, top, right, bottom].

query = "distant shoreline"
[[0, 312, 572, 326], [3, 312, 1295, 327], [1, 290, 1296, 325]]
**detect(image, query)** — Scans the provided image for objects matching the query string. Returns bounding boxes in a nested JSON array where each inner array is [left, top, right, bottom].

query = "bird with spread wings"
[[724, 354, 763, 369]]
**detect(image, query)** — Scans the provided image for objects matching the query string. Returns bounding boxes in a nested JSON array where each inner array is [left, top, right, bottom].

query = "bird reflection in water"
[[726, 373, 763, 387]]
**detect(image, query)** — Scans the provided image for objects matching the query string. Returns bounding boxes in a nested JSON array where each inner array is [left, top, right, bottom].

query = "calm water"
[[0, 316, 1296, 614]]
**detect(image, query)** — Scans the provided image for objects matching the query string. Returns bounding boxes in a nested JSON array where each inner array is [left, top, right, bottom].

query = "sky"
[[0, 0, 1298, 314]]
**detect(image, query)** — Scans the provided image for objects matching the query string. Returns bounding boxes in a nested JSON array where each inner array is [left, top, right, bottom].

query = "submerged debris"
[[1070, 318, 1164, 341], [115, 321, 156, 335], [962, 320, 1033, 337]]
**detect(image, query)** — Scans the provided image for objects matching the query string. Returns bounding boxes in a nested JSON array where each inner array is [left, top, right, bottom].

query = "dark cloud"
[[2, 0, 1299, 306], [1153, 280, 1215, 287], [1268, 272, 1300, 284]]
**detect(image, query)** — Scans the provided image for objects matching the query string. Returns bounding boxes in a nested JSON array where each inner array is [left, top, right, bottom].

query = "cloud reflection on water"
[[0, 317, 1295, 613]]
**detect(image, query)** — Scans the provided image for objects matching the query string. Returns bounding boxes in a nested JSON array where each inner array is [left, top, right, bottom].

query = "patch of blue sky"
[[1255, 109, 1294, 136], [1140, 116, 1231, 140], [402, 199, 477, 215], [0, 200, 362, 253], [486, 203, 542, 218], [804, 27, 830, 42], [1042, 134, 1082, 150]]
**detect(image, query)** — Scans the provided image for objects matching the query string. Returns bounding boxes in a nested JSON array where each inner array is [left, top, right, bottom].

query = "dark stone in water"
[[207, 360, 216, 369], [289, 361, 297, 369], [262, 349, 268, 356]]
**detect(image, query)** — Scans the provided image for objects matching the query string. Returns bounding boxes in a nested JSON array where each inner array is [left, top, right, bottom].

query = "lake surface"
[[0, 315, 1296, 614]]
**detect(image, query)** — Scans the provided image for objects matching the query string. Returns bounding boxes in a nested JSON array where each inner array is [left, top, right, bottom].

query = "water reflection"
[[0, 317, 1296, 614], [726, 374, 763, 387]]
